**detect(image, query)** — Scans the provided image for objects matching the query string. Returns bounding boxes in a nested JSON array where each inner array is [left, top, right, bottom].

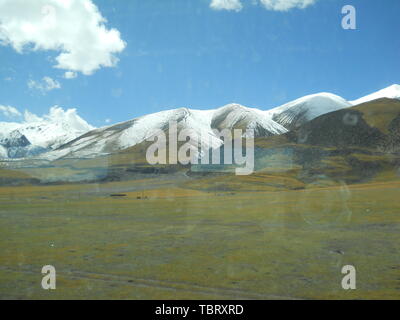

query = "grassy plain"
[[0, 173, 399, 300]]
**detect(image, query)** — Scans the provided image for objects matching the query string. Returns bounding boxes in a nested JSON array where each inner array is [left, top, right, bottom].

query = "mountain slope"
[[350, 84, 400, 105], [0, 130, 30, 148], [267, 93, 351, 130], [284, 98, 400, 149], [0, 145, 7, 158], [211, 104, 287, 137], [46, 108, 218, 160], [253, 98, 400, 185]]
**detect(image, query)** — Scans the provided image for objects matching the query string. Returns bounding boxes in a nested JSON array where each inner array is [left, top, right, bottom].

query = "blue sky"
[[0, 0, 399, 126]]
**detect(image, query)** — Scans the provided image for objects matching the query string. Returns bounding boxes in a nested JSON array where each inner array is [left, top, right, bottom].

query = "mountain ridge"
[[1, 84, 399, 160], [350, 84, 400, 105]]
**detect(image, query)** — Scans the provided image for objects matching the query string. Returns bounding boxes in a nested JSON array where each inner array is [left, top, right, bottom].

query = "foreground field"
[[0, 177, 399, 299]]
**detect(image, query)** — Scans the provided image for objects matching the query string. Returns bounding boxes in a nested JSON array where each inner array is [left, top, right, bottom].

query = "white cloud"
[[24, 110, 44, 123], [259, 0, 317, 11], [209, 0, 317, 11], [0, 105, 22, 118], [210, 0, 243, 12], [0, 0, 126, 76], [105, 119, 111, 124], [28, 76, 61, 93], [41, 106, 94, 131], [63, 71, 77, 79]]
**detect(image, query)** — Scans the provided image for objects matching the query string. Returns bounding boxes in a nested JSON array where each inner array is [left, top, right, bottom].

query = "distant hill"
[[254, 98, 400, 185], [287, 98, 400, 150]]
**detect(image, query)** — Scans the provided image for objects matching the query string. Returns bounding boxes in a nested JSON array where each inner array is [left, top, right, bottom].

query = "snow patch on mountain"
[[0, 145, 7, 158], [118, 108, 216, 150], [211, 104, 287, 137], [47, 108, 222, 160], [267, 93, 351, 130], [350, 84, 400, 105]]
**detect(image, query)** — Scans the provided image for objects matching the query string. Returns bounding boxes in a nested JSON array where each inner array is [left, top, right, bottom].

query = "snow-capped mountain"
[[267, 93, 351, 130], [17, 107, 94, 149], [0, 106, 94, 159], [1, 84, 399, 161], [211, 104, 287, 137], [350, 84, 400, 105], [44, 105, 286, 160], [0, 129, 50, 159]]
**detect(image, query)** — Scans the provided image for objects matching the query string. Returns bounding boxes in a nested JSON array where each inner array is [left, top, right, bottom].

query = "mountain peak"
[[386, 84, 400, 90], [0, 107, 95, 157], [267, 92, 351, 130]]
